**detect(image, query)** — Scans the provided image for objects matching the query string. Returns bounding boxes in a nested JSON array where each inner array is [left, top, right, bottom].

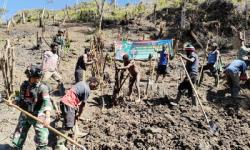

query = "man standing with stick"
[[11, 65, 52, 150], [74, 48, 96, 83], [199, 43, 221, 87], [171, 43, 199, 106], [155, 45, 170, 83]]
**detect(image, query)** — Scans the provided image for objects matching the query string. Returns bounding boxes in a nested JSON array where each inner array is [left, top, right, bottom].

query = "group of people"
[[7, 29, 250, 150], [8, 29, 100, 150]]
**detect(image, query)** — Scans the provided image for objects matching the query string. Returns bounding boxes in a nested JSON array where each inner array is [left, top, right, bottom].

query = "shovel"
[[72, 120, 79, 150], [4, 94, 87, 150], [180, 57, 218, 132]]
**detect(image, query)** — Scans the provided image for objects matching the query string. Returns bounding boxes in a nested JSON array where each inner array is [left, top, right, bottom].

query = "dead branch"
[[190, 30, 204, 49]]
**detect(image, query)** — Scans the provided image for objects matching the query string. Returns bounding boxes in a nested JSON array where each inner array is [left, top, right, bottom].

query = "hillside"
[[0, 0, 250, 150]]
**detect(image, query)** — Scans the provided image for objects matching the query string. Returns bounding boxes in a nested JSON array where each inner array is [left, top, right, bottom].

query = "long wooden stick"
[[198, 40, 210, 85], [145, 56, 153, 96], [4, 100, 86, 150], [180, 57, 210, 125]]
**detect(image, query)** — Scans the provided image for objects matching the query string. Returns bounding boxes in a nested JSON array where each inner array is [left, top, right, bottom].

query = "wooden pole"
[[10, 47, 15, 93], [22, 12, 26, 24], [153, 3, 157, 26], [180, 57, 210, 125], [190, 30, 204, 49], [145, 56, 152, 97], [245, 0, 248, 30], [198, 40, 210, 85], [4, 99, 87, 150], [7, 20, 11, 34]]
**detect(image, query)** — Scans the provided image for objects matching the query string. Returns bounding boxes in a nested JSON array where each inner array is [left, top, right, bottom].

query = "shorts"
[[42, 71, 62, 82], [157, 65, 167, 75], [60, 102, 77, 128]]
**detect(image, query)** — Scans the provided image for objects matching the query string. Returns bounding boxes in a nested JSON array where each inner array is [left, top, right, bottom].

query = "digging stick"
[[5, 45, 10, 93], [118, 73, 129, 93], [4, 99, 87, 150], [190, 30, 203, 49], [112, 62, 120, 102], [145, 58, 152, 96], [198, 40, 210, 86], [102, 54, 108, 76], [101, 82, 105, 110], [10, 48, 15, 93], [180, 57, 210, 125], [72, 120, 79, 150]]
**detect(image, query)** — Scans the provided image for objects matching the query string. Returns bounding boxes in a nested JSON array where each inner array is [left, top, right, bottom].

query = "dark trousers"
[[200, 63, 219, 85], [60, 102, 77, 128], [178, 74, 197, 98], [74, 70, 84, 83]]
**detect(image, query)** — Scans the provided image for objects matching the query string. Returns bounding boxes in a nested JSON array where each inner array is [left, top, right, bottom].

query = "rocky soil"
[[0, 13, 250, 150]]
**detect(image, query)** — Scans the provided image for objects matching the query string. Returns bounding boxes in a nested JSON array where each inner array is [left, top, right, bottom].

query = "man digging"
[[10, 65, 52, 150], [170, 43, 199, 107], [117, 54, 141, 103], [224, 59, 249, 99], [55, 77, 99, 150]]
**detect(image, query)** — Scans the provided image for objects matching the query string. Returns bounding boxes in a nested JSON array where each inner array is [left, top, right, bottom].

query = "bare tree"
[[95, 0, 106, 30], [110, 0, 116, 9]]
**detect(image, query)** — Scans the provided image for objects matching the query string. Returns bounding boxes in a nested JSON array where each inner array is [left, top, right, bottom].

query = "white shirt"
[[42, 51, 58, 72]]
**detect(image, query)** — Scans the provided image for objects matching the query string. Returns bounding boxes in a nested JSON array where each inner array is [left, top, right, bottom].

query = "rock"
[[156, 134, 162, 140], [147, 146, 158, 150], [148, 127, 162, 134], [196, 140, 211, 150], [164, 113, 175, 124], [218, 139, 224, 146]]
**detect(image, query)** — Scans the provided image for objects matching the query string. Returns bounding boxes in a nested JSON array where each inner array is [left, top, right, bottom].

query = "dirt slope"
[[0, 21, 250, 150]]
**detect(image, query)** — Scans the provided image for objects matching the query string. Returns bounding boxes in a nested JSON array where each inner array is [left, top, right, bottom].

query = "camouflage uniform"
[[53, 35, 65, 57], [12, 81, 52, 150]]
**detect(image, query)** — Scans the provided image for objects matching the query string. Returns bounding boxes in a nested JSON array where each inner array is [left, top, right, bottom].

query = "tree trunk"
[[95, 0, 106, 31], [245, 0, 248, 29], [181, 0, 186, 29], [153, 3, 157, 26], [22, 12, 26, 24]]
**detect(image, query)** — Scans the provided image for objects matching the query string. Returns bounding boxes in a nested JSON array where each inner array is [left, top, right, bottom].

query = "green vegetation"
[[10, 0, 247, 25]]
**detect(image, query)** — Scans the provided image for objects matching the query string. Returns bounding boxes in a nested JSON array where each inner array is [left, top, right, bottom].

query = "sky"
[[1, 0, 139, 21]]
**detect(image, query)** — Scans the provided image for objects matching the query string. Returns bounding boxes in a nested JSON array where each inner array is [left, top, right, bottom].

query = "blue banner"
[[115, 39, 174, 60]]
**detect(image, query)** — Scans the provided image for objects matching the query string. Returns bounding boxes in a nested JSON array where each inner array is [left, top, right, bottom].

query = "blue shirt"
[[73, 81, 90, 102], [159, 50, 168, 65], [226, 60, 247, 74], [186, 52, 199, 75], [207, 50, 218, 64]]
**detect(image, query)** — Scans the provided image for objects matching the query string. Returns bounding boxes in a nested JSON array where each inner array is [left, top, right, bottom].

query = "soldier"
[[53, 29, 65, 57], [11, 65, 52, 150], [55, 78, 99, 150]]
